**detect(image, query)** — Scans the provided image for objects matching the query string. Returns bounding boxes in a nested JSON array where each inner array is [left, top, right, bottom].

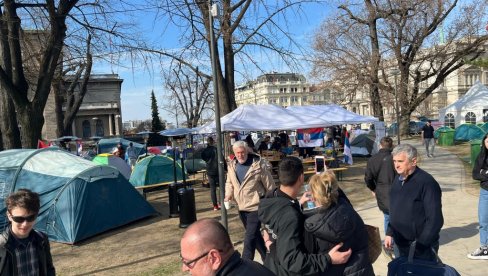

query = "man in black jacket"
[[384, 144, 443, 261], [0, 189, 55, 275], [364, 137, 396, 234], [180, 218, 274, 276], [201, 137, 221, 210], [258, 156, 351, 276]]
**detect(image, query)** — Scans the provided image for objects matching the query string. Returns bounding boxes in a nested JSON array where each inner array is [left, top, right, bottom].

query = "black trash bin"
[[178, 187, 197, 228], [168, 182, 184, 218]]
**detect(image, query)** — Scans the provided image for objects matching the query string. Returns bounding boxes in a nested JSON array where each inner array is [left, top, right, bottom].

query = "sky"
[[92, 1, 334, 125]]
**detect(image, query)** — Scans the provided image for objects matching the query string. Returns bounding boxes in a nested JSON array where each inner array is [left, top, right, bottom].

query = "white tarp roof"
[[287, 104, 379, 125], [194, 104, 378, 133], [438, 81, 488, 125]]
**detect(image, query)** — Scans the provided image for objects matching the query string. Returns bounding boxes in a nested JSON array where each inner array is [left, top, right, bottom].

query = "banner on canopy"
[[297, 128, 324, 147]]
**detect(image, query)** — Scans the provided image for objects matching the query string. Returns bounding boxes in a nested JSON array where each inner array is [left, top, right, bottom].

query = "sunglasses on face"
[[8, 212, 37, 223]]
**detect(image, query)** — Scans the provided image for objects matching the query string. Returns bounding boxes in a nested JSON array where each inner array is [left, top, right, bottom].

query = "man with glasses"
[[0, 189, 55, 275], [180, 218, 274, 275]]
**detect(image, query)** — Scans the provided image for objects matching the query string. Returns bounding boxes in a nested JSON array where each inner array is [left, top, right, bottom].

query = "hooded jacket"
[[473, 134, 488, 191], [364, 148, 396, 213], [0, 227, 55, 276], [258, 189, 330, 276], [225, 153, 275, 212], [304, 197, 374, 276]]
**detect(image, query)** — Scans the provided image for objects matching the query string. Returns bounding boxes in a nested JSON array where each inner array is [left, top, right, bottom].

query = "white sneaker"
[[467, 247, 488, 260]]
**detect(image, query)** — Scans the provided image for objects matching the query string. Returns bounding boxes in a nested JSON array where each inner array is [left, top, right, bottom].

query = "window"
[[465, 112, 476, 124], [82, 120, 91, 138], [280, 96, 288, 103], [95, 119, 104, 136], [302, 96, 307, 102], [290, 96, 298, 103], [444, 113, 455, 128]]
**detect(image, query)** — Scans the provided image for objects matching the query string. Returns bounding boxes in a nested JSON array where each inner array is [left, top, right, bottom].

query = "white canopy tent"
[[194, 104, 330, 133], [286, 104, 379, 125], [438, 81, 488, 128]]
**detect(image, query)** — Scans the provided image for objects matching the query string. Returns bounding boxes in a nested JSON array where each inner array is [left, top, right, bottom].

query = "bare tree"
[[163, 63, 213, 128], [139, 0, 316, 116], [0, 0, 141, 148], [382, 0, 488, 136], [54, 35, 93, 137], [312, 0, 488, 137]]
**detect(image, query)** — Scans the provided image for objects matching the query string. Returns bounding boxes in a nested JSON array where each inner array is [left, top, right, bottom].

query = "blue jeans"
[[384, 213, 390, 234], [479, 188, 488, 247]]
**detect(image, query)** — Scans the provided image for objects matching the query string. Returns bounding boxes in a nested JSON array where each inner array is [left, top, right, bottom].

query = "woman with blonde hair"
[[305, 171, 374, 276]]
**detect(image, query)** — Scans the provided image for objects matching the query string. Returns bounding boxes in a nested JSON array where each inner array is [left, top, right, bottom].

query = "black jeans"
[[208, 175, 219, 206], [238, 210, 266, 261]]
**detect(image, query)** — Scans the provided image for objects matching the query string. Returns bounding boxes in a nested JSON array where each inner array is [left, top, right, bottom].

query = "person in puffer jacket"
[[305, 171, 374, 276]]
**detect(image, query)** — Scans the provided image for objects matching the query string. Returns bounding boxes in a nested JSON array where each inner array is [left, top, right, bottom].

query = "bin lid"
[[470, 139, 482, 145]]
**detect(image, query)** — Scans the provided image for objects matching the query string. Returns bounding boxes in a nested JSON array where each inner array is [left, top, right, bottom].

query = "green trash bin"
[[470, 139, 482, 167], [438, 129, 455, 146]]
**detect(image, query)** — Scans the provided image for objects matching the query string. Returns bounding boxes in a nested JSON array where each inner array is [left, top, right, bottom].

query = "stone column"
[[108, 114, 114, 136]]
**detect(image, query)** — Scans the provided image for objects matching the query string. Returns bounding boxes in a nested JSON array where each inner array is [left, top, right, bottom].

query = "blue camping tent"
[[0, 148, 156, 244], [454, 124, 486, 141]]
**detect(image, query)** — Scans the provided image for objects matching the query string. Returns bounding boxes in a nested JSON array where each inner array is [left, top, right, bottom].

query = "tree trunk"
[[18, 105, 44, 149], [0, 89, 21, 148]]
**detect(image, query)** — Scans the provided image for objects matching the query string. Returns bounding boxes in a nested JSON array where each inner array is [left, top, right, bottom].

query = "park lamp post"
[[390, 69, 401, 145], [208, 0, 228, 229]]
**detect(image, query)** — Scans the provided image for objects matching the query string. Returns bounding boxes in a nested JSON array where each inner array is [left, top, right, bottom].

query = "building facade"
[[235, 72, 339, 107], [42, 74, 123, 140]]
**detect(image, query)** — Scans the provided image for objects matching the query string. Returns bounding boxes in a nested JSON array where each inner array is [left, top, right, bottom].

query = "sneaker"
[[467, 247, 488, 260], [213, 205, 220, 211]]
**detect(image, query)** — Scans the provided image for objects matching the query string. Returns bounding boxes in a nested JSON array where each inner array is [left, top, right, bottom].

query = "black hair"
[[278, 156, 304, 186]]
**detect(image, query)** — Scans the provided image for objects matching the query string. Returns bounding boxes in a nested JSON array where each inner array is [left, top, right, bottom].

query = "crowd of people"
[[2, 132, 485, 275], [178, 133, 488, 275]]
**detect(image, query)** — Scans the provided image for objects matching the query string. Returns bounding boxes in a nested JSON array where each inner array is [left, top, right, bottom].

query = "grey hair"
[[232, 140, 248, 151], [392, 143, 417, 161]]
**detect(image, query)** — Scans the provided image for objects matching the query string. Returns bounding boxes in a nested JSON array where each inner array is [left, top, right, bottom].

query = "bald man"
[[180, 218, 274, 276]]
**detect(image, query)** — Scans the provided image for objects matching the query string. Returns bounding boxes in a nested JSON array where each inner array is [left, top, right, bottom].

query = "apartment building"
[[235, 72, 338, 107]]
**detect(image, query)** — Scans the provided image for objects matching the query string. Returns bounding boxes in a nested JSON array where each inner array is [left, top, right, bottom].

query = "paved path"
[[356, 140, 483, 276]]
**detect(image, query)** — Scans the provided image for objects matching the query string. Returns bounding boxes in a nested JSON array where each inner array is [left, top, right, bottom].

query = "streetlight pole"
[[390, 69, 401, 145], [208, 0, 228, 229]]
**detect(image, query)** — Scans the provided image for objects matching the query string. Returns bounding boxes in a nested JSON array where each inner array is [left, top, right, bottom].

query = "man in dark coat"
[[421, 120, 436, 157], [258, 156, 351, 276], [364, 136, 396, 234], [201, 137, 221, 210], [385, 144, 443, 261], [180, 218, 274, 276]]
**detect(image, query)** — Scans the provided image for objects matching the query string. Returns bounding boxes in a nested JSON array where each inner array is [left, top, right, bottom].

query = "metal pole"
[[208, 0, 228, 229], [394, 74, 400, 145]]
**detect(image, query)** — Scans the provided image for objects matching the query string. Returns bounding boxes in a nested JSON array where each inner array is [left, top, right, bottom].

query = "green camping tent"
[[129, 155, 186, 187], [0, 148, 156, 244]]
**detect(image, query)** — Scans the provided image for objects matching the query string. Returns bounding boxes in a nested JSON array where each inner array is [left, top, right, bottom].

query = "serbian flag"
[[297, 128, 324, 147], [76, 141, 83, 156], [343, 131, 353, 165], [37, 139, 49, 149]]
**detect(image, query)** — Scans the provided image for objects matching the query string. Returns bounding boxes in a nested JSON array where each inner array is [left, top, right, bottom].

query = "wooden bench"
[[134, 178, 201, 198], [304, 167, 348, 181]]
